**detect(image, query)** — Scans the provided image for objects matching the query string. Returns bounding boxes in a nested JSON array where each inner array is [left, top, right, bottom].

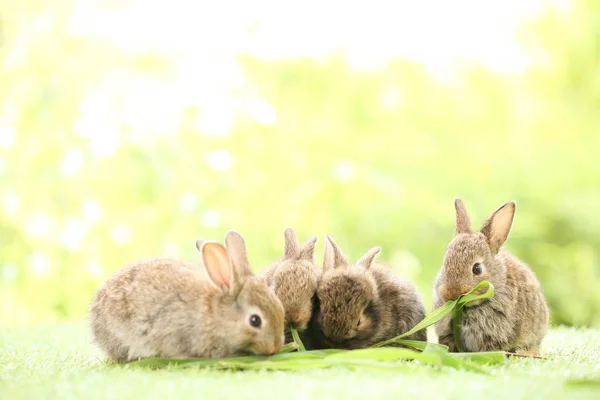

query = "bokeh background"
[[1, 0, 599, 328]]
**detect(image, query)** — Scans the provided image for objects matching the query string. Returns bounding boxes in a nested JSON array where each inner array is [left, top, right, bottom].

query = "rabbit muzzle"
[[285, 311, 309, 330], [439, 284, 471, 302]]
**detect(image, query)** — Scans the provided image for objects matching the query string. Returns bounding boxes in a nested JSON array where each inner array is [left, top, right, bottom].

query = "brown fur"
[[309, 235, 426, 350], [89, 231, 285, 362], [261, 228, 320, 347], [433, 199, 549, 353]]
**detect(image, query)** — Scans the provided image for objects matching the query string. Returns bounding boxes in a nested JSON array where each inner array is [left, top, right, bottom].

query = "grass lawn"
[[1, 322, 599, 400]]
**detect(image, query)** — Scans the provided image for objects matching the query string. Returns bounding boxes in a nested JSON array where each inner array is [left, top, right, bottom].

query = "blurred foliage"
[[0, 0, 599, 327]]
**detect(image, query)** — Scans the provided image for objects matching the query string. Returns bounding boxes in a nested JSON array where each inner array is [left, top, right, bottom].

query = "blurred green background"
[[1, 0, 599, 328]]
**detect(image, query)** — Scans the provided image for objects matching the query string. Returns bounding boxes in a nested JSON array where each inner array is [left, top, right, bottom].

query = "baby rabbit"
[[309, 235, 426, 350], [89, 231, 285, 362], [261, 228, 319, 345], [433, 199, 549, 354]]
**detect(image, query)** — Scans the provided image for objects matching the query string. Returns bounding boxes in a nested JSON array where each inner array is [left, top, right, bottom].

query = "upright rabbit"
[[309, 235, 426, 349], [89, 231, 285, 362], [433, 199, 549, 354]]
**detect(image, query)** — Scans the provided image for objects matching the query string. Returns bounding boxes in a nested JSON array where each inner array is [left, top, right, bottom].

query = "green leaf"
[[326, 347, 423, 361], [371, 282, 493, 349], [371, 301, 457, 348], [452, 309, 466, 352], [452, 281, 495, 352], [456, 281, 495, 308], [451, 351, 507, 365], [565, 377, 600, 388]]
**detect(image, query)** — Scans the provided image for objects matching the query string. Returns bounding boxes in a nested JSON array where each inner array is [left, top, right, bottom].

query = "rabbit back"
[[89, 258, 222, 361], [370, 263, 427, 343], [500, 251, 548, 351]]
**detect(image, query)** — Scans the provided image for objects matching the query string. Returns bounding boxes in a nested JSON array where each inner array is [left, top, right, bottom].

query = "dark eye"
[[249, 314, 262, 328], [472, 263, 482, 275], [357, 317, 362, 328]]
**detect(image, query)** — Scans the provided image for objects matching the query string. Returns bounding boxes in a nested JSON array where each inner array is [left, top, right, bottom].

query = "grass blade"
[[505, 352, 547, 360], [452, 309, 465, 352], [565, 377, 600, 388], [371, 301, 457, 348], [289, 327, 306, 351], [451, 351, 507, 365], [277, 342, 299, 354], [326, 347, 421, 361], [131, 353, 273, 367], [452, 281, 494, 351], [456, 281, 495, 308], [422, 342, 494, 373], [266, 352, 333, 361], [132, 357, 222, 368], [371, 282, 491, 349]]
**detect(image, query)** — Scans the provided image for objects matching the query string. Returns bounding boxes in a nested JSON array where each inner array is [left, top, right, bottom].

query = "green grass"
[[0, 323, 599, 400]]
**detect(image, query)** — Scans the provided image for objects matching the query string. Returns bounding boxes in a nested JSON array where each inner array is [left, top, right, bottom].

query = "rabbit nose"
[[440, 285, 470, 301], [285, 312, 304, 329], [285, 311, 296, 324], [268, 344, 280, 355]]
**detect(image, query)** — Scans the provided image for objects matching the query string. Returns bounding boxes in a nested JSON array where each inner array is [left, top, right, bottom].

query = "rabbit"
[[261, 228, 319, 348], [433, 199, 549, 354], [89, 231, 285, 362], [308, 235, 427, 350]]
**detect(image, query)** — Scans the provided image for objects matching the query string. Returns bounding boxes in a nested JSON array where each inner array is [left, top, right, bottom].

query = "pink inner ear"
[[203, 244, 231, 288]]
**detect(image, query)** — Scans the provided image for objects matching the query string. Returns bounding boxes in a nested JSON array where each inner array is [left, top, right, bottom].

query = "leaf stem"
[[289, 327, 306, 352]]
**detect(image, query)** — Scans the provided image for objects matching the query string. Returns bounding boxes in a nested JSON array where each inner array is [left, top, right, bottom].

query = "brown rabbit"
[[309, 235, 426, 350], [89, 231, 285, 362], [433, 199, 549, 354], [261, 228, 319, 347]]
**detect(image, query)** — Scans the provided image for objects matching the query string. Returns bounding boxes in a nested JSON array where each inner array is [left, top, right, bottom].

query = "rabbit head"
[[198, 231, 285, 355], [314, 235, 381, 347], [269, 228, 319, 330], [436, 199, 516, 303]]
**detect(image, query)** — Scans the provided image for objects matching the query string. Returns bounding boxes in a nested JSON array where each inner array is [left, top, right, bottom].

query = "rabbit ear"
[[480, 201, 516, 255], [298, 235, 318, 261], [455, 198, 473, 234], [323, 236, 335, 271], [200, 241, 231, 289], [283, 228, 300, 259], [356, 247, 381, 269], [195, 239, 203, 251], [225, 231, 254, 286], [323, 235, 349, 271]]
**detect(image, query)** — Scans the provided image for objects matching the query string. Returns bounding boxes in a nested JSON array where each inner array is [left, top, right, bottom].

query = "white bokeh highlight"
[[179, 193, 197, 212], [81, 200, 103, 222], [25, 212, 55, 238], [110, 224, 132, 245], [202, 210, 221, 228], [61, 149, 84, 176], [60, 218, 88, 252], [206, 150, 232, 171], [29, 253, 51, 277]]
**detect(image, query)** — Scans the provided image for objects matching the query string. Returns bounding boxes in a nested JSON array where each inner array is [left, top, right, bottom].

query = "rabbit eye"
[[472, 263, 482, 275], [249, 314, 262, 328]]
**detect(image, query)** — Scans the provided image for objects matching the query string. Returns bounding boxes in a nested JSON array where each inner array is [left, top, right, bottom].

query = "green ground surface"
[[1, 323, 599, 400]]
